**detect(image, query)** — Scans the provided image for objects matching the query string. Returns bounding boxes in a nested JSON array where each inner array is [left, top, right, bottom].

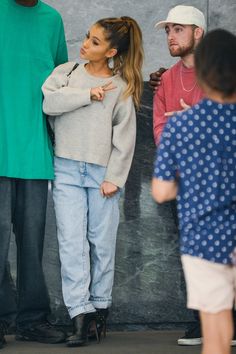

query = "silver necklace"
[[180, 64, 197, 92]]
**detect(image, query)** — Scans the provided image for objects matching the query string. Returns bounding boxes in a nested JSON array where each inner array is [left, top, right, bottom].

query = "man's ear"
[[194, 27, 204, 40], [106, 48, 117, 59]]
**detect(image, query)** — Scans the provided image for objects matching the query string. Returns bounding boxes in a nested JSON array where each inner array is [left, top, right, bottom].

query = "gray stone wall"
[[9, 0, 236, 328], [44, 0, 236, 79]]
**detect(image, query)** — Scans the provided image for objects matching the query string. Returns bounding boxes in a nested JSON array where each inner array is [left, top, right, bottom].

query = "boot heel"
[[96, 308, 109, 340], [93, 320, 99, 343]]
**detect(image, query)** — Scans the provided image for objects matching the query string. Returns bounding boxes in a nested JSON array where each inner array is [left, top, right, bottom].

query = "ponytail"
[[96, 17, 144, 109]]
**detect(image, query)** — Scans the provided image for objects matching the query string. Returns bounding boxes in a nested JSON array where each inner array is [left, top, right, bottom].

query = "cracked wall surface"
[[9, 0, 236, 327]]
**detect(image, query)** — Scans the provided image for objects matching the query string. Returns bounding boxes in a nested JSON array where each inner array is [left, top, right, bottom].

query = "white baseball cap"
[[155, 5, 206, 32]]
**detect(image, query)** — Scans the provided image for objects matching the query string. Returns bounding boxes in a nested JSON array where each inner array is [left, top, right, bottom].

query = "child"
[[152, 29, 236, 354], [42, 16, 143, 347]]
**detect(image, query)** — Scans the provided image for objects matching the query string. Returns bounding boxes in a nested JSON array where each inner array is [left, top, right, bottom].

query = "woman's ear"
[[106, 48, 117, 59]]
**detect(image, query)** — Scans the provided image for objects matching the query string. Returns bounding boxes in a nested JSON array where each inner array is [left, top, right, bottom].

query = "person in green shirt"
[[0, 0, 68, 348]]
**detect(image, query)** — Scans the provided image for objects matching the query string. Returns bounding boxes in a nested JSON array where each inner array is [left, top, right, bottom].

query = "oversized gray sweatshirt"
[[42, 62, 136, 188]]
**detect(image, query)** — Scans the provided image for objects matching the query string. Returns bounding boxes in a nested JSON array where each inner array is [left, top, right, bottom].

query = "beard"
[[169, 36, 195, 58]]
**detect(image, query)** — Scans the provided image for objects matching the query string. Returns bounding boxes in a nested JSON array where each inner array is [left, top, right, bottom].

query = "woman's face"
[[80, 24, 116, 62]]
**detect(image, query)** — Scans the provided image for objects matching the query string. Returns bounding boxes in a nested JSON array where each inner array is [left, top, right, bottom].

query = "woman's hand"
[[90, 81, 116, 101], [100, 181, 118, 198]]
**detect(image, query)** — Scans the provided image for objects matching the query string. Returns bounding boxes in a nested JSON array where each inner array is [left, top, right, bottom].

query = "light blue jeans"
[[53, 157, 120, 319]]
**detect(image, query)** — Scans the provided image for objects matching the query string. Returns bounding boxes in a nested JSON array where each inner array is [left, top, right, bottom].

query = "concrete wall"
[[44, 0, 236, 79], [9, 0, 236, 328]]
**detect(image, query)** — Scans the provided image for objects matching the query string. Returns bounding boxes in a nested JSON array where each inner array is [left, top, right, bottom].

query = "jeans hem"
[[69, 304, 96, 319], [91, 300, 112, 309]]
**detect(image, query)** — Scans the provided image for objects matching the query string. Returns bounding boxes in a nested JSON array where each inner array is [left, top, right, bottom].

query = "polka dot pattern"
[[154, 99, 236, 264]]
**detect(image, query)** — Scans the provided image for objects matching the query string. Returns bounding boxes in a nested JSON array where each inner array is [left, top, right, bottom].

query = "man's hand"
[[149, 67, 167, 92], [164, 98, 190, 117], [100, 181, 118, 198]]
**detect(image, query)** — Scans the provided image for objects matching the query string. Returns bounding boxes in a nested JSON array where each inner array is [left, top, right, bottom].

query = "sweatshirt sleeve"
[[153, 80, 168, 146], [42, 63, 91, 116], [104, 96, 136, 188]]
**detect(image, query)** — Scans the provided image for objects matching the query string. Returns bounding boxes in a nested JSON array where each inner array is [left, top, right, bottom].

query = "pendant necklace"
[[180, 63, 197, 92]]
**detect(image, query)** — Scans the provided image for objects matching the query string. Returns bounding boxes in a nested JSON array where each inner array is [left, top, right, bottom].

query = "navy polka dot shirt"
[[154, 99, 236, 264]]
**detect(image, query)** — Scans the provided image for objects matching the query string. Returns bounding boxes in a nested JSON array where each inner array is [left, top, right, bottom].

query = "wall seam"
[[207, 0, 210, 30]]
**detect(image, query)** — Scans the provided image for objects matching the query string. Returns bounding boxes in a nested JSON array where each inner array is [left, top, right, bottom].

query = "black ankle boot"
[[67, 312, 98, 347], [87, 308, 109, 341]]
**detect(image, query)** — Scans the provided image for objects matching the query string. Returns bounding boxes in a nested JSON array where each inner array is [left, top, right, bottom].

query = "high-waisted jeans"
[[53, 157, 120, 319]]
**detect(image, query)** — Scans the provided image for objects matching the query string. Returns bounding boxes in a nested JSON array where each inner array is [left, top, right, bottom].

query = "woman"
[[42, 16, 143, 347]]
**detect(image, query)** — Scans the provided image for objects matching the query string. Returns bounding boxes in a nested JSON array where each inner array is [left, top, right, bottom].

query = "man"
[[150, 5, 206, 345], [0, 0, 68, 348], [152, 28, 236, 354], [151, 5, 205, 345], [151, 5, 236, 347], [153, 4, 205, 146]]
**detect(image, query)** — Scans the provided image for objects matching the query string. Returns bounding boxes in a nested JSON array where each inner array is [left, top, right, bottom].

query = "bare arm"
[[152, 177, 178, 203]]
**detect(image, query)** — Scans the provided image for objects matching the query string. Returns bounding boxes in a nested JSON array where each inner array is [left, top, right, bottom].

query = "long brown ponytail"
[[96, 17, 144, 109]]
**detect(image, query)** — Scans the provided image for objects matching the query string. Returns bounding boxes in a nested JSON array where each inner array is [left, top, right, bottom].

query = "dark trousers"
[[0, 177, 50, 327]]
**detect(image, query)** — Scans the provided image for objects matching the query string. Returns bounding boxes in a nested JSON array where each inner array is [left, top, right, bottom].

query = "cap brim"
[[155, 19, 206, 32], [154, 20, 168, 29]]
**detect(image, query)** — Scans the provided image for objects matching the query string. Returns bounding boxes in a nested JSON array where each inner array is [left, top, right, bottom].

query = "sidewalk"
[[3, 331, 236, 354]]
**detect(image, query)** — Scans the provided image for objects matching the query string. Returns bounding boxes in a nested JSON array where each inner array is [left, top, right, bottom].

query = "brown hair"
[[195, 29, 236, 97], [96, 16, 144, 109]]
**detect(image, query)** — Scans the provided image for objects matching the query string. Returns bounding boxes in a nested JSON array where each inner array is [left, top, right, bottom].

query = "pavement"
[[3, 331, 236, 354]]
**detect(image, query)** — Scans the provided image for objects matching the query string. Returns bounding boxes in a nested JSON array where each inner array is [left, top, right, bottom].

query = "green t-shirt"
[[0, 0, 68, 179]]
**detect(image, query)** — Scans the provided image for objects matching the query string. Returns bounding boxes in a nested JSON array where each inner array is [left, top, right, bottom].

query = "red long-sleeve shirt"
[[153, 60, 204, 145]]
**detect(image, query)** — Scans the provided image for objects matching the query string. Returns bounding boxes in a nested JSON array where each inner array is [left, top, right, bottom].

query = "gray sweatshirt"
[[42, 62, 136, 188]]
